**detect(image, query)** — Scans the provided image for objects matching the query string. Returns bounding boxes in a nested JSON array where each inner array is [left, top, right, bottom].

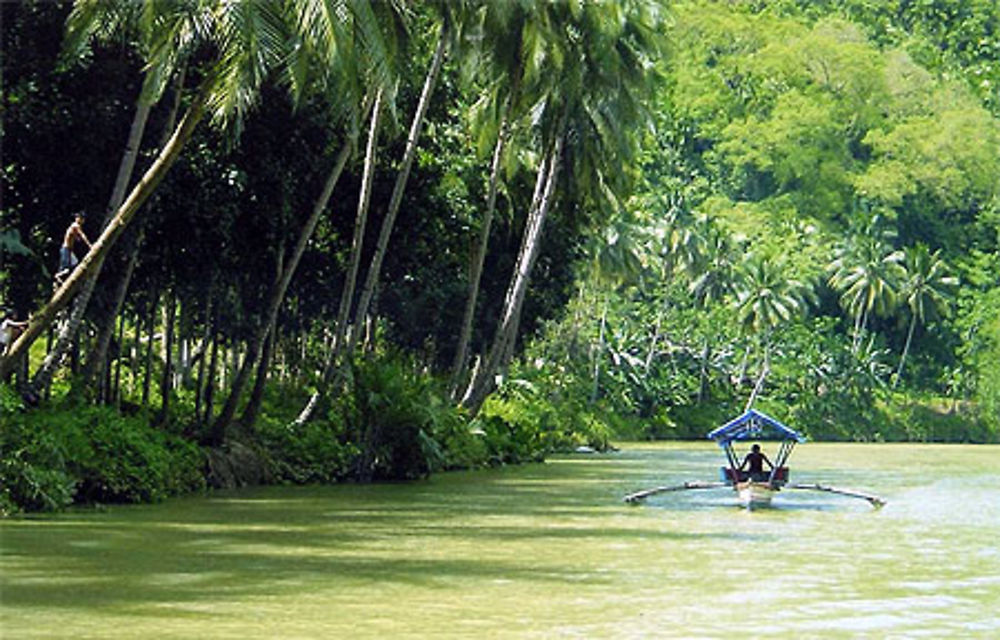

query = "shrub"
[[0, 397, 205, 513]]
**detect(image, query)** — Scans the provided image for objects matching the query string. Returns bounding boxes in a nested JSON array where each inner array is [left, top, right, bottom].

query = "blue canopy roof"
[[706, 408, 806, 446]]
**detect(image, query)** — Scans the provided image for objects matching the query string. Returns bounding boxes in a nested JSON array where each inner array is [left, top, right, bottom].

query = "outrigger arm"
[[623, 481, 728, 504], [787, 483, 886, 508]]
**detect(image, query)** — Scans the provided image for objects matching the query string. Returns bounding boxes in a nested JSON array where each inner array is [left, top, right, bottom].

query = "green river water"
[[2, 443, 998, 638]]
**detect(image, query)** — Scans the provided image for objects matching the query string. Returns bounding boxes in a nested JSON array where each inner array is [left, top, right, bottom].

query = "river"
[[2, 443, 998, 638]]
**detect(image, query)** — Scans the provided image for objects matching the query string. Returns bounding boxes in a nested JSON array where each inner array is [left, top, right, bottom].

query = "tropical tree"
[[460, 0, 668, 414], [827, 218, 905, 353], [211, 0, 398, 440], [893, 243, 958, 388], [449, 0, 541, 397], [0, 0, 291, 382], [733, 254, 813, 407]]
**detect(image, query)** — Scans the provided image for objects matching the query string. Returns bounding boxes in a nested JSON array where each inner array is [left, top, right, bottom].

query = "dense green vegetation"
[[2, 0, 998, 514]]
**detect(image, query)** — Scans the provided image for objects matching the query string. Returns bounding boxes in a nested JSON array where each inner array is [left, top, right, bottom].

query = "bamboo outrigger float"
[[624, 409, 886, 510]]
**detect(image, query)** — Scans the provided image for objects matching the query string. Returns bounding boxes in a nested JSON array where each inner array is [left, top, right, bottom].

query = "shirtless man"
[[56, 212, 92, 283], [739, 443, 773, 481]]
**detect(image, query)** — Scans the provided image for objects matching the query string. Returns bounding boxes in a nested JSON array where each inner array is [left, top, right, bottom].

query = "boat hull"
[[736, 481, 776, 509]]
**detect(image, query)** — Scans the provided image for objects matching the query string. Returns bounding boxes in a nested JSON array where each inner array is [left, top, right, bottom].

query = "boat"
[[706, 408, 805, 509], [623, 409, 886, 509]]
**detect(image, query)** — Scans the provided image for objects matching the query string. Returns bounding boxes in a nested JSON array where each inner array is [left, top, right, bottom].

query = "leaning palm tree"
[[448, 0, 548, 397], [0, 0, 292, 382], [460, 0, 668, 414], [213, 0, 405, 438], [893, 244, 958, 388]]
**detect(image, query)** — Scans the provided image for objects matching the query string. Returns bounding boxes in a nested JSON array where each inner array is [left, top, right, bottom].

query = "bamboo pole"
[[623, 481, 728, 504]]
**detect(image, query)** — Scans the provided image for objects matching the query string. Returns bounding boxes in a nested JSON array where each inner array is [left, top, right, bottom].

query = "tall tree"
[[893, 244, 958, 388], [827, 218, 905, 353], [0, 0, 290, 381], [461, 0, 668, 413]]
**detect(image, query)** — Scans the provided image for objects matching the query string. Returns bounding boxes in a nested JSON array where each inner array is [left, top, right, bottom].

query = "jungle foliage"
[[2, 0, 998, 514]]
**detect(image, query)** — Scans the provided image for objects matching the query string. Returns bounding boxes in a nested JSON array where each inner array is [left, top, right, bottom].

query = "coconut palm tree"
[[827, 221, 905, 353], [349, 2, 472, 356], [733, 254, 814, 407], [893, 243, 958, 388], [460, 0, 668, 414], [0, 0, 292, 382], [213, 0, 405, 439], [448, 0, 541, 398]]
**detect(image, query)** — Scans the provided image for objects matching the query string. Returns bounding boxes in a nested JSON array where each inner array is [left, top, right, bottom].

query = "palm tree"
[[686, 217, 740, 401], [448, 1, 537, 398], [827, 222, 905, 353], [460, 0, 668, 413], [893, 244, 957, 388], [214, 0, 403, 438], [733, 255, 813, 408], [0, 0, 292, 382], [349, 3, 469, 355], [585, 218, 647, 403]]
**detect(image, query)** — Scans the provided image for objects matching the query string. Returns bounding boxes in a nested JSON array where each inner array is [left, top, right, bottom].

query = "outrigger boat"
[[623, 408, 886, 510], [707, 408, 803, 509]]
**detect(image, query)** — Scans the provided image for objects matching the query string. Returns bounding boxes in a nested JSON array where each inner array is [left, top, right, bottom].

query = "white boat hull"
[[736, 481, 775, 509]]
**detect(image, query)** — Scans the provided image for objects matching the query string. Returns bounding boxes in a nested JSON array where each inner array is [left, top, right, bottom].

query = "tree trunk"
[[328, 89, 384, 373], [26, 95, 153, 398], [82, 67, 187, 392], [240, 321, 274, 431], [461, 131, 565, 414], [195, 289, 212, 423], [212, 139, 353, 442], [349, 25, 448, 355], [292, 93, 384, 428], [141, 290, 157, 408], [893, 313, 917, 389], [157, 290, 175, 425], [450, 110, 511, 399], [1, 78, 210, 381], [590, 297, 608, 405], [204, 319, 219, 425]]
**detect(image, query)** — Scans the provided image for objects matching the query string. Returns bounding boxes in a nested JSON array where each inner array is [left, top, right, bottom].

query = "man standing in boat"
[[739, 443, 773, 481]]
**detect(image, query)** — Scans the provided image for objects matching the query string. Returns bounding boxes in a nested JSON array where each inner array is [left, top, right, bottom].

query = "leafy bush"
[[257, 418, 358, 484], [0, 397, 205, 513], [335, 355, 455, 481]]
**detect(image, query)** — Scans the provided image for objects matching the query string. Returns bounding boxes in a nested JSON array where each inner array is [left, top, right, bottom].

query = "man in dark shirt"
[[739, 443, 773, 481]]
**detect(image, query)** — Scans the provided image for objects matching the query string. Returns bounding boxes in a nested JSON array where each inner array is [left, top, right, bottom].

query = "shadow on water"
[[3, 442, 998, 638], [1, 448, 756, 615]]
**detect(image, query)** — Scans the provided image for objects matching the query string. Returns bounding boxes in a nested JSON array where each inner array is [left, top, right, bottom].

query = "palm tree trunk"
[[82, 67, 187, 393], [240, 322, 274, 430], [893, 313, 917, 390], [644, 310, 663, 376], [212, 138, 353, 442], [0, 78, 210, 382], [141, 289, 157, 408], [204, 318, 219, 425], [195, 290, 212, 422], [461, 131, 565, 414], [27, 95, 153, 397], [349, 24, 448, 354], [590, 297, 608, 405], [157, 289, 175, 425], [330, 88, 384, 370], [449, 109, 511, 399]]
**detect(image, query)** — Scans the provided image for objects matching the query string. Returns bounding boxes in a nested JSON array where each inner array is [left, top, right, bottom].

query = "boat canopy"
[[706, 408, 806, 446]]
